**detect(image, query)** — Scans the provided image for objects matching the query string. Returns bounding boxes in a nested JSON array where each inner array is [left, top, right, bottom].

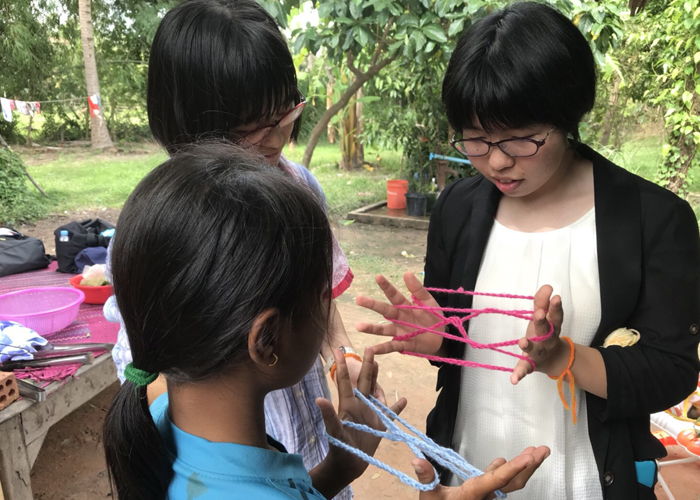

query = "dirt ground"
[[18, 210, 700, 500]]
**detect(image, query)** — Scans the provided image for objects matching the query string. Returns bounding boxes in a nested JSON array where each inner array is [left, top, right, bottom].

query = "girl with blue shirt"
[[102, 142, 549, 500], [103, 4, 365, 498]]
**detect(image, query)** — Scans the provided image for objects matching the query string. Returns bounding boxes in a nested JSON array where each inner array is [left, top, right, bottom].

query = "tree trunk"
[[326, 82, 336, 144], [356, 86, 364, 165], [78, 0, 113, 149], [340, 93, 358, 170], [325, 64, 337, 144], [339, 87, 365, 170], [25, 115, 33, 146], [301, 55, 396, 167], [599, 77, 620, 146]]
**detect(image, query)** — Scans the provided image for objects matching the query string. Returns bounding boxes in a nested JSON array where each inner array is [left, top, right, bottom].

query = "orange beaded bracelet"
[[329, 353, 363, 382], [548, 336, 577, 425]]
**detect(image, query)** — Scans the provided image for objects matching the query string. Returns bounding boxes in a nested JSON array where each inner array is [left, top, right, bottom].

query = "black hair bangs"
[[443, 2, 596, 140], [148, 0, 300, 153]]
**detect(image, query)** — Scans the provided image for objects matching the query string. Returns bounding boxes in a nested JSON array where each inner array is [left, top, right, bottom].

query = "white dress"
[[448, 208, 604, 500]]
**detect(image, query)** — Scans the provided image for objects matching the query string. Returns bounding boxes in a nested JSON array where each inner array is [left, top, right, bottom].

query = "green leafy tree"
[[0, 0, 56, 143], [640, 0, 700, 194], [292, 0, 625, 167], [293, 0, 463, 167], [79, 0, 113, 148], [605, 0, 699, 194]]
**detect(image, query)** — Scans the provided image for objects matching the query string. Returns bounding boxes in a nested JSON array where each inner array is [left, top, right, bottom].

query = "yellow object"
[[603, 327, 641, 348]]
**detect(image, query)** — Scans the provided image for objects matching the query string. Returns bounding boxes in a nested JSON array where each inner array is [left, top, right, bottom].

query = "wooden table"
[[0, 263, 120, 499], [0, 353, 116, 500]]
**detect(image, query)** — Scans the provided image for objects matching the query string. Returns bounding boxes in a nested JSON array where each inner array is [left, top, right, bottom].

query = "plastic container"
[[386, 180, 409, 210], [69, 275, 113, 305], [59, 230, 69, 242], [0, 287, 84, 337], [405, 192, 428, 217]]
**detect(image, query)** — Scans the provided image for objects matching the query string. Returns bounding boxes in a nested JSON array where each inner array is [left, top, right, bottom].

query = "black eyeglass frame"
[[450, 126, 557, 158]]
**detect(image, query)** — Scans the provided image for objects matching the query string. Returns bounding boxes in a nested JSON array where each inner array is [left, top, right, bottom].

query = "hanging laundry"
[[88, 94, 103, 119], [15, 100, 31, 115], [29, 102, 41, 115], [9, 100, 15, 111], [0, 98, 13, 122]]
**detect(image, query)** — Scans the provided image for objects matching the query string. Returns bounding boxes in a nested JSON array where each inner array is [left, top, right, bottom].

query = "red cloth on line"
[[87, 94, 102, 118]]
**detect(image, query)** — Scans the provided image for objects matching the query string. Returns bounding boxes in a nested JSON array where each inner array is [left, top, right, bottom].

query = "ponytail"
[[103, 382, 171, 500], [103, 142, 334, 498]]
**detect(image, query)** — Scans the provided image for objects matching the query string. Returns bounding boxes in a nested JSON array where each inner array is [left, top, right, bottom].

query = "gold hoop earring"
[[269, 353, 278, 367]]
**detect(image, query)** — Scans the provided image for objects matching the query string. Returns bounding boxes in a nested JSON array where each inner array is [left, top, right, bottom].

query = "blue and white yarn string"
[[325, 389, 506, 498]]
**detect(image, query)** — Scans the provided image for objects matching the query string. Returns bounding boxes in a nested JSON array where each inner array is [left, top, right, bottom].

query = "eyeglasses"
[[232, 93, 307, 146], [450, 126, 556, 158]]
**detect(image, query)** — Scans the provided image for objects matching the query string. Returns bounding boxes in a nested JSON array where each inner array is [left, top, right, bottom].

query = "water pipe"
[[429, 152, 472, 166]]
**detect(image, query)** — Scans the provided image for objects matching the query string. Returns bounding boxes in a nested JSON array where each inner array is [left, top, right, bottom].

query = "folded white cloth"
[[0, 320, 48, 363]]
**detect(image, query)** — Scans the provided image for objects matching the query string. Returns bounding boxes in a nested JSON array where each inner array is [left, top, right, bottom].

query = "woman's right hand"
[[412, 446, 550, 500], [355, 272, 445, 356]]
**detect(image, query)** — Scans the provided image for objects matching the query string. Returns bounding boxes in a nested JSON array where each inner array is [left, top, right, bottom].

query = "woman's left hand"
[[511, 285, 568, 385], [316, 348, 407, 481]]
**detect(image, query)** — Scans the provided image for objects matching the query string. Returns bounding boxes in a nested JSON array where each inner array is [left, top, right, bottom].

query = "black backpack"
[[0, 229, 51, 277], [54, 219, 114, 274]]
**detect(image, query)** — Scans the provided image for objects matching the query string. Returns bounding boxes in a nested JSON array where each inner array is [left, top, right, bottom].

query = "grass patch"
[[606, 136, 663, 182], [26, 150, 165, 211], [602, 136, 700, 194], [18, 136, 687, 223], [21, 142, 405, 219], [286, 144, 404, 219], [345, 253, 393, 279]]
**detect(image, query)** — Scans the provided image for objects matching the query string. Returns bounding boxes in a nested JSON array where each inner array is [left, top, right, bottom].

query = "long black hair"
[[103, 142, 333, 500], [442, 2, 596, 140], [147, 0, 302, 154]]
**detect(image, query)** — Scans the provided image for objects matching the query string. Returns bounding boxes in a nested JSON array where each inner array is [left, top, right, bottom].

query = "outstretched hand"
[[412, 446, 550, 500], [355, 272, 445, 357], [511, 285, 567, 385], [316, 348, 407, 482]]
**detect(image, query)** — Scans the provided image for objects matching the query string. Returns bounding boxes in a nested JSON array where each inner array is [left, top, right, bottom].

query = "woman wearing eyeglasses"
[[103, 3, 365, 499], [357, 3, 700, 500]]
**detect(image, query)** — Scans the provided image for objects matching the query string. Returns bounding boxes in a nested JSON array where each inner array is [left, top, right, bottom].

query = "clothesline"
[[1, 96, 84, 104], [1, 93, 107, 123], [26, 97, 85, 104]]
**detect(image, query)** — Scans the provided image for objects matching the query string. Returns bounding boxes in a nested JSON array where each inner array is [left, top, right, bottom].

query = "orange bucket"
[[387, 180, 409, 210]]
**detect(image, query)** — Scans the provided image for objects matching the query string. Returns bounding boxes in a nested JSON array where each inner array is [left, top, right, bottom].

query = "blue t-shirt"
[[150, 393, 327, 500]]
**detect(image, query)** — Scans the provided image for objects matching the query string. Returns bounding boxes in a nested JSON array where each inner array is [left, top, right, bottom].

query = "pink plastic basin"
[[0, 287, 85, 337]]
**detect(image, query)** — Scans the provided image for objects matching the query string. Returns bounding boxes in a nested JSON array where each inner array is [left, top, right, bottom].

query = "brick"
[[0, 371, 19, 410]]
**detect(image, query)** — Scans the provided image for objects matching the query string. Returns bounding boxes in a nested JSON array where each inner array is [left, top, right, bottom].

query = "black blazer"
[[424, 143, 700, 500]]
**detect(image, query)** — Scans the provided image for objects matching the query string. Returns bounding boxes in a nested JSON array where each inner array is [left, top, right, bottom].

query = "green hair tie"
[[124, 363, 159, 387]]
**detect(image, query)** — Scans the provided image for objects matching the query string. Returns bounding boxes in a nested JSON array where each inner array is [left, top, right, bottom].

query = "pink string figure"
[[390, 287, 554, 373]]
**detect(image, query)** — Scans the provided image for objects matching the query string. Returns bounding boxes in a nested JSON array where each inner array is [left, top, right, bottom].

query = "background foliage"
[[1, 0, 698, 221]]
